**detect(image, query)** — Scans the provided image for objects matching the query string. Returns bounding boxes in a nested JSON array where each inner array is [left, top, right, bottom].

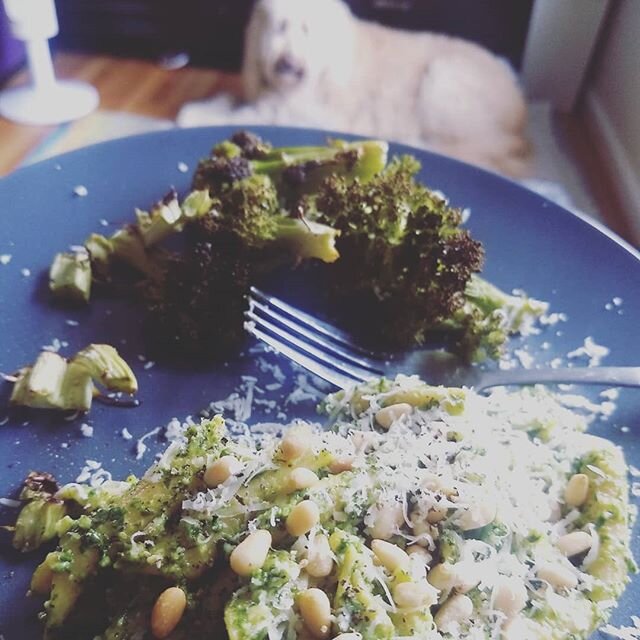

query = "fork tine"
[[244, 321, 359, 389], [245, 309, 380, 382], [249, 287, 379, 357], [248, 296, 383, 375]]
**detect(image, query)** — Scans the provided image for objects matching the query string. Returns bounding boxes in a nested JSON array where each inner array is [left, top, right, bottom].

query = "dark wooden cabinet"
[[53, 0, 533, 70]]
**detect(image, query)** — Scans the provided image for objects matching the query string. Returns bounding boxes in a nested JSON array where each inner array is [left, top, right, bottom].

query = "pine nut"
[[427, 505, 448, 524], [287, 500, 320, 537], [287, 467, 319, 493], [556, 531, 592, 557], [393, 580, 438, 608], [351, 430, 376, 452], [422, 473, 444, 491], [371, 539, 410, 572], [407, 545, 432, 566], [434, 594, 473, 631], [229, 529, 271, 576], [298, 588, 331, 639], [328, 455, 354, 473], [204, 455, 242, 488], [564, 473, 589, 508], [375, 403, 413, 429], [333, 634, 361, 640], [502, 617, 531, 640], [306, 534, 334, 577], [151, 587, 187, 639], [280, 432, 309, 461], [536, 562, 578, 590], [451, 561, 480, 593], [427, 562, 457, 590], [368, 500, 404, 540], [456, 499, 496, 531], [492, 575, 527, 618]]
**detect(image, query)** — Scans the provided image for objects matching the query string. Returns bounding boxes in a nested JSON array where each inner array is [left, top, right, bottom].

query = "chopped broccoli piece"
[[8, 344, 137, 412], [72, 344, 138, 394], [136, 188, 183, 247], [13, 472, 67, 552], [49, 249, 92, 303], [110, 226, 165, 281], [84, 233, 114, 279]]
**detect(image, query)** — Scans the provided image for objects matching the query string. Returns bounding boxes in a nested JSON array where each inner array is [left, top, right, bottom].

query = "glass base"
[[0, 80, 99, 125]]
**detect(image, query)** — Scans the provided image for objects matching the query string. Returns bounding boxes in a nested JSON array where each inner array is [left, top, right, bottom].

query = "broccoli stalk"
[[193, 137, 388, 200], [49, 249, 92, 303], [12, 472, 67, 553], [302, 154, 548, 361], [144, 171, 341, 361], [8, 344, 138, 412], [307, 155, 484, 353]]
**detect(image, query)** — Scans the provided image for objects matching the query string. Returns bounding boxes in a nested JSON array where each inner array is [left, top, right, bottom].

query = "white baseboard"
[[584, 90, 640, 243]]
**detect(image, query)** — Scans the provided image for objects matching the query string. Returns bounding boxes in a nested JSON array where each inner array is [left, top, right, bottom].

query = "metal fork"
[[244, 287, 640, 392]]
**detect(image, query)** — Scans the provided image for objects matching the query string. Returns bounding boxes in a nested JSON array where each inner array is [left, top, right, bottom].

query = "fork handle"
[[477, 366, 640, 391]]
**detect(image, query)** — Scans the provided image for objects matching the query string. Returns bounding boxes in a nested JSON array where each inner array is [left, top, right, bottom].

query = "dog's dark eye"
[[278, 19, 288, 33]]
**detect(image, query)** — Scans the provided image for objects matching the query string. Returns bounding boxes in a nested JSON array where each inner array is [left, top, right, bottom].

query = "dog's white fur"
[[178, 0, 530, 176]]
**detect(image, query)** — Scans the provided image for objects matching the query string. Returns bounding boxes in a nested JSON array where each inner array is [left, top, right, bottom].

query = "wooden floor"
[[0, 52, 241, 176], [0, 51, 637, 245]]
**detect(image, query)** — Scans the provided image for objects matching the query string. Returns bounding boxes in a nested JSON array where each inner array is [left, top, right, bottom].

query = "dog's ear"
[[242, 0, 269, 101]]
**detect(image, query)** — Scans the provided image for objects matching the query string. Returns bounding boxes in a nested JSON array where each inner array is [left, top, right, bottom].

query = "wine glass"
[[0, 0, 99, 125]]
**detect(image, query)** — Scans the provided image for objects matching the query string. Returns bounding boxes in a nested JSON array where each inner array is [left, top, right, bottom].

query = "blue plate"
[[0, 126, 638, 638]]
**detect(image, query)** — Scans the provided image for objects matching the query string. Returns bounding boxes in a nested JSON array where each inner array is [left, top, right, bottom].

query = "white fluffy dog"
[[178, 0, 530, 176]]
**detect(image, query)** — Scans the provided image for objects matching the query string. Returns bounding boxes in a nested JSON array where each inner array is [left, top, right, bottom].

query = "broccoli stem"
[[49, 250, 92, 303], [272, 217, 340, 264], [251, 140, 388, 192], [9, 344, 137, 412]]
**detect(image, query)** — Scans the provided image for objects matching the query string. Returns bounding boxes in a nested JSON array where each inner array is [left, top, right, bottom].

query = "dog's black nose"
[[274, 55, 304, 79]]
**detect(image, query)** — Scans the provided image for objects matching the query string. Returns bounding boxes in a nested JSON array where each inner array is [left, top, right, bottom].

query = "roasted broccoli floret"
[[145, 173, 340, 361], [307, 155, 485, 352], [145, 238, 253, 361]]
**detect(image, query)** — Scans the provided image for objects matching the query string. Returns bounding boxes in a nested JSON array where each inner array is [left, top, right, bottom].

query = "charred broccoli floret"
[[145, 173, 340, 361], [146, 238, 252, 361], [308, 156, 485, 351], [189, 174, 339, 261], [192, 156, 253, 192]]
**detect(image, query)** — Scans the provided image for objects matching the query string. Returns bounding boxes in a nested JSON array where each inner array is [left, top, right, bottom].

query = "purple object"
[[0, 4, 25, 83]]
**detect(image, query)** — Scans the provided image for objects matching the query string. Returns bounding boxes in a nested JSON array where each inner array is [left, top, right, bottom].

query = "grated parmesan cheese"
[[567, 336, 610, 367]]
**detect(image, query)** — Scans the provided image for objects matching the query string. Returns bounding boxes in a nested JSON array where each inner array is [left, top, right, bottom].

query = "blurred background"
[[0, 0, 638, 245]]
